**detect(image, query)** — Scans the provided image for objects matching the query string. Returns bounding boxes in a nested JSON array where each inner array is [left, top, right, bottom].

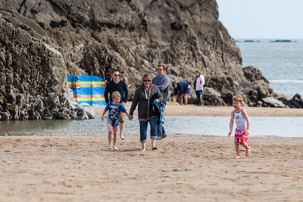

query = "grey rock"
[[1, 112, 10, 121], [76, 108, 89, 120], [85, 108, 96, 119], [243, 66, 269, 83], [262, 97, 286, 108], [288, 94, 303, 108], [203, 87, 226, 106]]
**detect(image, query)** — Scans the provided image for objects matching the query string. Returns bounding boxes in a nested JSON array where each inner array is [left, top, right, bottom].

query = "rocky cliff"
[[0, 0, 302, 120]]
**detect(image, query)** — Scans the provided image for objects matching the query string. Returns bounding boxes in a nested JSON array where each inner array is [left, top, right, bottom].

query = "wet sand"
[[1, 104, 303, 201]]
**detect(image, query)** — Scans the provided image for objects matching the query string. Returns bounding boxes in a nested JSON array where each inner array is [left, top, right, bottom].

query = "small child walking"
[[102, 91, 130, 150], [122, 77, 131, 89], [228, 95, 251, 159]]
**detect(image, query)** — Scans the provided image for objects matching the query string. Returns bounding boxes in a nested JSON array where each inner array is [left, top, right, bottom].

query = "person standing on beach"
[[228, 95, 251, 159], [104, 69, 128, 140], [102, 91, 131, 150], [122, 77, 131, 101], [129, 74, 162, 151], [193, 70, 205, 106], [152, 64, 170, 139], [172, 81, 191, 105]]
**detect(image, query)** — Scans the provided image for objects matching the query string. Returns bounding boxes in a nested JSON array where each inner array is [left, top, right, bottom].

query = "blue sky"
[[216, 0, 303, 39]]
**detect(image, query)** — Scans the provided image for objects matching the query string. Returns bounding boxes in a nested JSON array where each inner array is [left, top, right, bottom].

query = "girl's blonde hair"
[[112, 91, 121, 99], [232, 95, 243, 103]]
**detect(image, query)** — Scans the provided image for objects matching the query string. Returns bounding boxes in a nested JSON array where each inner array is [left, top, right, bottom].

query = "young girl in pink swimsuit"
[[228, 95, 251, 159]]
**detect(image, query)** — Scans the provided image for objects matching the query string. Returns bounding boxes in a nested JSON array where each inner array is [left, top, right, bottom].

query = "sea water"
[[1, 116, 303, 137], [236, 39, 303, 97]]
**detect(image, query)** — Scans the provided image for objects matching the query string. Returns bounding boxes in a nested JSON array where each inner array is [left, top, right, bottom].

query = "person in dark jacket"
[[104, 70, 128, 140], [129, 74, 163, 151], [172, 81, 191, 105]]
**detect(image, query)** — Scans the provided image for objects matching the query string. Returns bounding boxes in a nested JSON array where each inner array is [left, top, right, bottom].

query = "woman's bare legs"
[[141, 142, 146, 151], [184, 94, 188, 105], [179, 94, 184, 105], [151, 138, 157, 150]]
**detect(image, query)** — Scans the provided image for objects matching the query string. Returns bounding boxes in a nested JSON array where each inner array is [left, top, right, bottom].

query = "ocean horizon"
[[236, 39, 303, 97]]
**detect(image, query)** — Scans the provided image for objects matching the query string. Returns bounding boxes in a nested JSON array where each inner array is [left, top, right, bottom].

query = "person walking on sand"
[[104, 69, 128, 140], [228, 95, 251, 159], [152, 64, 170, 139], [193, 70, 205, 106], [172, 81, 191, 105], [102, 91, 130, 150], [129, 74, 163, 151]]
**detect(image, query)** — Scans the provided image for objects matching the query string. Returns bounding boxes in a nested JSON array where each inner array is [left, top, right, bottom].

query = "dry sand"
[[1, 104, 303, 202]]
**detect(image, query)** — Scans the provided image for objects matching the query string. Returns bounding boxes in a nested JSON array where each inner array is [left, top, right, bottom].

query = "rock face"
[[0, 0, 301, 120], [0, 9, 94, 120]]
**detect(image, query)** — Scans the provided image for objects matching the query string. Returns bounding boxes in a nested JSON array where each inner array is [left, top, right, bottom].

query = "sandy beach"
[[1, 104, 303, 202]]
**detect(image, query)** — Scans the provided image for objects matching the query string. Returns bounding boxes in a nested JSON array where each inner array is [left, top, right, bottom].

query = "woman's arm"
[[129, 88, 139, 116]]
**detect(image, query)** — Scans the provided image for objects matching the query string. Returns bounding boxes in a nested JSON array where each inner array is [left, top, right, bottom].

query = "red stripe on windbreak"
[[69, 85, 106, 88], [74, 95, 104, 98]]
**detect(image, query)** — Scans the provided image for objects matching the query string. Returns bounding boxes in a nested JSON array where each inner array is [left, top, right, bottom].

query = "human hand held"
[[245, 130, 250, 136], [228, 131, 232, 137], [129, 115, 133, 120], [101, 117, 104, 121]]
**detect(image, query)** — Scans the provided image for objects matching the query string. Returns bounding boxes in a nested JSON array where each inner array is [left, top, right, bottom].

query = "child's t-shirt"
[[105, 102, 127, 126]]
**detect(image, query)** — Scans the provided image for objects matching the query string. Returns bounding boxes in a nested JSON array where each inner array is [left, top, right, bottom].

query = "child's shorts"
[[107, 118, 120, 127], [234, 129, 248, 145]]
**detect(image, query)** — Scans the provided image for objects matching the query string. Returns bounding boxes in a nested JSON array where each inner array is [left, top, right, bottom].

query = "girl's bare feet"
[[108, 145, 112, 150], [141, 147, 146, 152], [236, 156, 241, 159], [246, 146, 251, 156], [114, 146, 119, 151]]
